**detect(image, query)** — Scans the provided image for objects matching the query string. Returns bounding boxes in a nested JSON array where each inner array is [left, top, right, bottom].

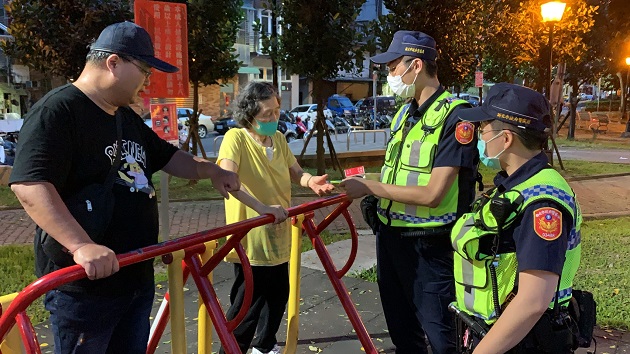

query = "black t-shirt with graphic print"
[[10, 84, 179, 296]]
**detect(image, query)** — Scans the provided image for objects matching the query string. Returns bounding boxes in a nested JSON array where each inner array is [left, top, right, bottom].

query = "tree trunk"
[[313, 79, 326, 175]]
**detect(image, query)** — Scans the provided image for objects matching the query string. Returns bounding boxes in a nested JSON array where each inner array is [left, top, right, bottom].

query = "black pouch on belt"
[[360, 195, 380, 235]]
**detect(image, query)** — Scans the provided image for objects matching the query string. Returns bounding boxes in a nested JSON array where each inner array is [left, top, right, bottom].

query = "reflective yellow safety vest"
[[378, 91, 469, 228], [450, 168, 582, 324]]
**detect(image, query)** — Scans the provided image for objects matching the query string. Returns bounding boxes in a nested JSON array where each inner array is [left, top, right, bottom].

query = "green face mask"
[[252, 119, 279, 136]]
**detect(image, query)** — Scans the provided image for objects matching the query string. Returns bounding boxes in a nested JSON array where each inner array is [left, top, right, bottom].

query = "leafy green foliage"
[[260, 0, 366, 174], [1, 1, 132, 80], [165, 0, 243, 158], [377, 0, 598, 91]]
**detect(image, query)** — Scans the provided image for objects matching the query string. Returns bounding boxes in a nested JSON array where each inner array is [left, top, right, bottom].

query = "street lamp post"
[[541, 1, 566, 165], [541, 1, 566, 100], [623, 57, 630, 132]]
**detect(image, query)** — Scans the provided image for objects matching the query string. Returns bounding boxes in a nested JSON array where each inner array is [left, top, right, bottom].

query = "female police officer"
[[449, 83, 581, 353]]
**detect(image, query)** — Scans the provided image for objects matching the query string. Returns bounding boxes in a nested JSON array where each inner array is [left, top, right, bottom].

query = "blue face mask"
[[252, 119, 279, 136], [477, 131, 505, 170]]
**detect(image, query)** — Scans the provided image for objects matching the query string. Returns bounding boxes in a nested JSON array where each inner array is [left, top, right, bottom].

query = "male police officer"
[[341, 31, 479, 354], [450, 83, 582, 353]]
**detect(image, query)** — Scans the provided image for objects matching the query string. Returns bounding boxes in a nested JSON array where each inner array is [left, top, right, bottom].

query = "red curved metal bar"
[[302, 214, 377, 354], [334, 208, 360, 278], [314, 199, 353, 234], [224, 243, 254, 332], [185, 255, 241, 354], [0, 194, 366, 353], [16, 311, 40, 354]]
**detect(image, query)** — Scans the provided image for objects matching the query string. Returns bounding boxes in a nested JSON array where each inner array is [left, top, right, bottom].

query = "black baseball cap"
[[458, 83, 551, 132], [90, 21, 179, 73], [370, 30, 438, 64]]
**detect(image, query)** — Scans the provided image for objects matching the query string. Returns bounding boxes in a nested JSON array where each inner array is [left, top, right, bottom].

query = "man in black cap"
[[449, 83, 582, 353], [10, 21, 240, 353], [340, 31, 479, 353]]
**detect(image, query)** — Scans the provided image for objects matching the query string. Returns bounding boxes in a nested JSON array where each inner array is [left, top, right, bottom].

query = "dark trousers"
[[376, 225, 456, 354], [43, 285, 154, 354], [219, 262, 290, 354]]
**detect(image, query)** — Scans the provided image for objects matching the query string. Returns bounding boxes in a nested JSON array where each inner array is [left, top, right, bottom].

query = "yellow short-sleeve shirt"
[[217, 128, 297, 265]]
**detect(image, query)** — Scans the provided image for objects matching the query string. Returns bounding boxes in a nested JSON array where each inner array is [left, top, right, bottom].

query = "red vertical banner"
[[134, 0, 189, 98], [475, 71, 484, 88], [150, 103, 178, 143]]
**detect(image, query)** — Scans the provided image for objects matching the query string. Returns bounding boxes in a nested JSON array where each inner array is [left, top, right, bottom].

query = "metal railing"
[[0, 195, 378, 354]]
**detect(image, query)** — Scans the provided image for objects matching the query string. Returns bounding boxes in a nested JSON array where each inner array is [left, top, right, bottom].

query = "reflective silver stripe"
[[392, 105, 410, 132], [405, 171, 420, 216], [463, 262, 475, 312], [452, 217, 474, 259], [408, 140, 422, 166]]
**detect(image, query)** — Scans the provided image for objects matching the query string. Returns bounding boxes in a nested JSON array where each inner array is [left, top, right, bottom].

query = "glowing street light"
[[541, 1, 566, 100]]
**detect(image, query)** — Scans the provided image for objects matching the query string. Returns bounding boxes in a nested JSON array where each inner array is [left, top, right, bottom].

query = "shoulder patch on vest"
[[455, 121, 474, 144], [533, 207, 562, 241]]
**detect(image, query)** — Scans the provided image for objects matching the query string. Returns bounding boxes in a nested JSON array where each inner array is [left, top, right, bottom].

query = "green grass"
[[0, 245, 48, 324], [353, 217, 630, 330], [574, 217, 630, 330]]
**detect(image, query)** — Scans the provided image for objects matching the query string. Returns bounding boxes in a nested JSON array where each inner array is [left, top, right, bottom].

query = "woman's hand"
[[261, 205, 289, 224], [308, 174, 335, 196]]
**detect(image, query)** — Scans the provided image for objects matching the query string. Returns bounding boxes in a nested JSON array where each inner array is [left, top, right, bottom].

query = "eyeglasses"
[[128, 60, 152, 79]]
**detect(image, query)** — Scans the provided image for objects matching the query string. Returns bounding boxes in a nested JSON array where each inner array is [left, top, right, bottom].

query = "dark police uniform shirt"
[[484, 152, 570, 275], [10, 84, 179, 296], [406, 92, 479, 219]]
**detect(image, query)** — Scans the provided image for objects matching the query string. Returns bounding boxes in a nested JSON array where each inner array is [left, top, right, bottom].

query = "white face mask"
[[387, 61, 418, 98]]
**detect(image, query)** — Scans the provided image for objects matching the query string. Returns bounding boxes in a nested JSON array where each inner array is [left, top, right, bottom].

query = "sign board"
[[475, 71, 484, 88], [149, 103, 178, 143], [344, 166, 365, 178], [134, 0, 189, 98]]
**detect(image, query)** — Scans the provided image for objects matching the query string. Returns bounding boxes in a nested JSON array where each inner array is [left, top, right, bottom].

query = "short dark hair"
[[422, 60, 437, 78], [233, 81, 280, 128], [401, 56, 437, 78], [491, 120, 549, 150]]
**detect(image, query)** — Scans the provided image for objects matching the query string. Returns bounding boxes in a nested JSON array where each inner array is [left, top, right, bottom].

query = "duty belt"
[[380, 223, 452, 237]]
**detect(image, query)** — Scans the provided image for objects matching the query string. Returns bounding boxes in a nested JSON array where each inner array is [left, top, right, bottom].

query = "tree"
[[261, 0, 366, 175], [378, 0, 481, 89], [165, 0, 243, 158], [1, 1, 132, 80]]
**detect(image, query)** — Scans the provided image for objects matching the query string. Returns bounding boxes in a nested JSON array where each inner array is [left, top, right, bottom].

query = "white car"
[[177, 108, 214, 139], [289, 104, 333, 124]]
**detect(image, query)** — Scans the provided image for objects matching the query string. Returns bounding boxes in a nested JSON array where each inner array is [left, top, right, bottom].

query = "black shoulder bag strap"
[[105, 112, 123, 188]]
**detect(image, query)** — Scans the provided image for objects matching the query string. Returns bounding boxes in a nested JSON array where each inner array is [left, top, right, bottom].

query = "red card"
[[344, 166, 365, 177]]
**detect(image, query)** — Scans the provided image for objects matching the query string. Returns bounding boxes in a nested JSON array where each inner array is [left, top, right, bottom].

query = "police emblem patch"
[[533, 207, 562, 241], [455, 121, 474, 144]]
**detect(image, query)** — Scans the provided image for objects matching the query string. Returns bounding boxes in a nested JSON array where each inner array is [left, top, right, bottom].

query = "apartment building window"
[[260, 10, 271, 34], [258, 68, 264, 79]]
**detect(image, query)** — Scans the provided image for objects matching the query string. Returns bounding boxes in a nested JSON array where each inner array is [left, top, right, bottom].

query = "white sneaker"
[[251, 344, 282, 354]]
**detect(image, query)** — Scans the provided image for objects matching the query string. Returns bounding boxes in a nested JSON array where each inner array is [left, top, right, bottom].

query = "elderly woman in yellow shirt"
[[217, 81, 334, 354]]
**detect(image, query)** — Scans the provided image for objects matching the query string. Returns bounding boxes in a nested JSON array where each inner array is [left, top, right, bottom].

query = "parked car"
[[450, 93, 480, 107], [177, 108, 214, 139], [214, 117, 239, 135], [358, 96, 397, 115], [327, 94, 356, 116], [289, 104, 333, 124]]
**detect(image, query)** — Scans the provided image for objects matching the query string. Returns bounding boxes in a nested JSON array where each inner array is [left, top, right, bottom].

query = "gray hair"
[[232, 81, 280, 128]]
